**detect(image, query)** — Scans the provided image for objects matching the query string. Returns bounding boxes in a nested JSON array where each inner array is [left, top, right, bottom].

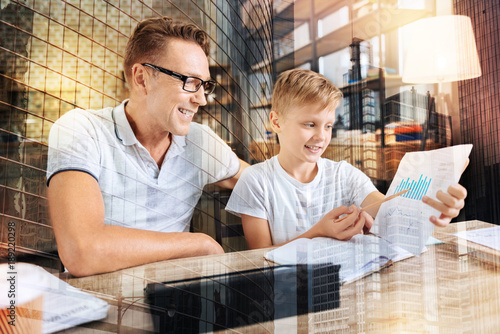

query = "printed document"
[[371, 144, 472, 255], [265, 234, 413, 284]]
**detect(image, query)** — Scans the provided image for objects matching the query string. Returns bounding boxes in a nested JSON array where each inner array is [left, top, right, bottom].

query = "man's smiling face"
[[143, 38, 211, 136]]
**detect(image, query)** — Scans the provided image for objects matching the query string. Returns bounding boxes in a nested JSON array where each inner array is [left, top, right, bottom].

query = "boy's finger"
[[361, 211, 373, 234], [328, 205, 352, 219], [352, 214, 365, 232], [334, 207, 360, 225], [430, 214, 451, 227], [435, 190, 461, 209], [423, 195, 460, 219], [341, 215, 365, 239], [422, 194, 446, 211], [447, 184, 467, 200]]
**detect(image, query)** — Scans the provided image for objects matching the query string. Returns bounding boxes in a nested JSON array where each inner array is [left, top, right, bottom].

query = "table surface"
[[57, 220, 500, 333]]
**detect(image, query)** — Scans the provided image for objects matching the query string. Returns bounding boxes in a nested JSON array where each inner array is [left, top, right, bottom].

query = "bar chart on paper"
[[393, 175, 431, 200], [374, 145, 472, 256]]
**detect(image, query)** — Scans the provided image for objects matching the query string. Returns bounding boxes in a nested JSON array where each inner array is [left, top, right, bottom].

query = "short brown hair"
[[123, 16, 210, 83], [271, 69, 343, 117]]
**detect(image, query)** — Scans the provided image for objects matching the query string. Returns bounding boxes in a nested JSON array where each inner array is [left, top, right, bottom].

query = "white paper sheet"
[[372, 144, 472, 255], [265, 234, 412, 284], [454, 226, 500, 251], [0, 263, 109, 333]]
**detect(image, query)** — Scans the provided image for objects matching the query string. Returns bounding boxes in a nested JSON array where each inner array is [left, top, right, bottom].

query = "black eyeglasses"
[[142, 63, 217, 95]]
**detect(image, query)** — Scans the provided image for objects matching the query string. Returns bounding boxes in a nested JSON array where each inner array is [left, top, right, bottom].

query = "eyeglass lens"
[[185, 77, 216, 95]]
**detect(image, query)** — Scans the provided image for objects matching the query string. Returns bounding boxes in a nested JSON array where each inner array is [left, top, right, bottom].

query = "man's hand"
[[422, 183, 467, 227]]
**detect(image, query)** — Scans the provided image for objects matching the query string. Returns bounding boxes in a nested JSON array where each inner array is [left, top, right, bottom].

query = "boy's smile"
[[271, 103, 336, 182], [305, 144, 322, 154]]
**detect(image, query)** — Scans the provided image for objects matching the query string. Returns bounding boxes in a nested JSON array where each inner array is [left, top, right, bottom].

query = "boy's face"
[[272, 103, 336, 166]]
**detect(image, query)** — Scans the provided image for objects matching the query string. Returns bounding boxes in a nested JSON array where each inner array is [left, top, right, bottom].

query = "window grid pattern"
[[455, 0, 500, 224], [0, 0, 274, 266]]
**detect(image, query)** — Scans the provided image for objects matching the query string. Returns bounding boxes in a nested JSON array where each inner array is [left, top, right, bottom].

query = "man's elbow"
[[58, 241, 103, 277], [197, 233, 224, 256]]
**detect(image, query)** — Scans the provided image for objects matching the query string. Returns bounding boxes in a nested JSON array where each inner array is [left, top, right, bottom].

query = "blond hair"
[[271, 69, 342, 117], [123, 17, 210, 83]]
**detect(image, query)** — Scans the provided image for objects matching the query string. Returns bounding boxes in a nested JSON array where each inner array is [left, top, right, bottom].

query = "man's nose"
[[192, 87, 207, 106]]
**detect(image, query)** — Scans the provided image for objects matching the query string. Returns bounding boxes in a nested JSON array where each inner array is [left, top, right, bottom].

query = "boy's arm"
[[360, 191, 385, 219], [240, 214, 274, 249], [241, 206, 368, 250]]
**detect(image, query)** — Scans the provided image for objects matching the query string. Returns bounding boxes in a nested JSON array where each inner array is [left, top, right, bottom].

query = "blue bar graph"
[[394, 174, 431, 200]]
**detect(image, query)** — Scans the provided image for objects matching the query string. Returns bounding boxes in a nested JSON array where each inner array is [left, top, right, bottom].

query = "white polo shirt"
[[225, 156, 377, 245], [47, 100, 240, 232]]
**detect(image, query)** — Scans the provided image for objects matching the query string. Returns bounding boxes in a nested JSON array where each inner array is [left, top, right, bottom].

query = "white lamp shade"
[[402, 15, 481, 84]]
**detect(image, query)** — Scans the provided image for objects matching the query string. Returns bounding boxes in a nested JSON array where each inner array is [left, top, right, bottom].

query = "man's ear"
[[269, 110, 282, 133], [130, 64, 148, 94]]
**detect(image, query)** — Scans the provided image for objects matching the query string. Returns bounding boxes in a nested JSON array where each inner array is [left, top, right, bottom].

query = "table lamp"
[[402, 15, 481, 150]]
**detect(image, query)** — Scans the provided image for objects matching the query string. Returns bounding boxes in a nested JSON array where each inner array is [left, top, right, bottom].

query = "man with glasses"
[[46, 17, 249, 276]]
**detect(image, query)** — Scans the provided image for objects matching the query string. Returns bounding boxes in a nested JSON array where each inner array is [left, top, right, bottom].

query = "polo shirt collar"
[[113, 99, 138, 146], [171, 133, 186, 147], [113, 99, 187, 153]]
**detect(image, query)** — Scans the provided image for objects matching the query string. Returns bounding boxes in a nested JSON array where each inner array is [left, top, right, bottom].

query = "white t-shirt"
[[47, 100, 240, 233], [225, 156, 377, 245]]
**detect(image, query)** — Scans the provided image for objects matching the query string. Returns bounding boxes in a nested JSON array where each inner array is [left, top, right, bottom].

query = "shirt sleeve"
[[46, 109, 101, 185], [194, 124, 240, 184], [225, 164, 269, 220]]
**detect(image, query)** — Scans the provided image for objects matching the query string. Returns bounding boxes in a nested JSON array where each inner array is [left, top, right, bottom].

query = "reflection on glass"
[[145, 264, 340, 333]]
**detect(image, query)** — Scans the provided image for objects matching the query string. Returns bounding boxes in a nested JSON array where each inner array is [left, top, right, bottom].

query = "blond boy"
[[226, 69, 467, 249]]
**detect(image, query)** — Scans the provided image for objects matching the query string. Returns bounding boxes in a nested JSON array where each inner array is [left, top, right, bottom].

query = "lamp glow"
[[402, 15, 481, 84]]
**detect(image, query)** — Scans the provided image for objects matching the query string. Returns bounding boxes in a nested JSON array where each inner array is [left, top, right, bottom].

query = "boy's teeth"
[[179, 108, 194, 116]]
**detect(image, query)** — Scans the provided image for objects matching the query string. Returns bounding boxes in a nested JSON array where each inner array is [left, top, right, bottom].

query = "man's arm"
[[48, 171, 223, 277], [214, 159, 250, 189]]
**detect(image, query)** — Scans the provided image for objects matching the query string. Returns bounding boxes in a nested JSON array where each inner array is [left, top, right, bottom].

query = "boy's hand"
[[422, 183, 467, 227], [316, 205, 365, 240], [361, 211, 374, 234]]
